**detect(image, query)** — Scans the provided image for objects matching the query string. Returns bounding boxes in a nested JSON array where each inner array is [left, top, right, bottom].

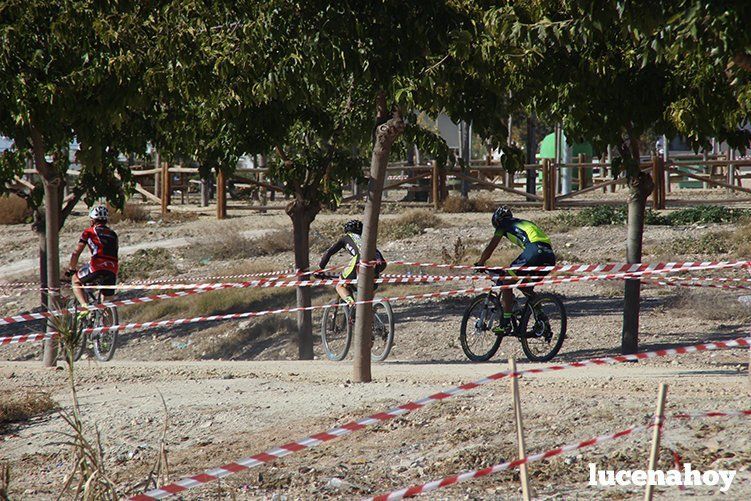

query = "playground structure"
[[13, 150, 751, 219]]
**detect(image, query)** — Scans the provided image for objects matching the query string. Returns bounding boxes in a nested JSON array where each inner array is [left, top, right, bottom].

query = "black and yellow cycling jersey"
[[494, 218, 555, 279], [494, 217, 552, 249], [319, 232, 386, 280]]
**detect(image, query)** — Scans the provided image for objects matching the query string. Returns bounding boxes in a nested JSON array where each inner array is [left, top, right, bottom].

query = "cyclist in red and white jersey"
[[67, 205, 119, 312]]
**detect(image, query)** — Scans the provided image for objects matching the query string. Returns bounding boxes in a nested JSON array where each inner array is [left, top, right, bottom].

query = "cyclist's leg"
[[72, 265, 93, 308], [337, 257, 357, 304]]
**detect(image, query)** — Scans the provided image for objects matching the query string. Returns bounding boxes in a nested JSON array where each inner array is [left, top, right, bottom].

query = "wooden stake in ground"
[[645, 383, 668, 501], [509, 358, 531, 501]]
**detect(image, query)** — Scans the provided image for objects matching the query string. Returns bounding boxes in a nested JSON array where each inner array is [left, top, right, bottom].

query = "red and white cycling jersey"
[[79, 224, 119, 275]]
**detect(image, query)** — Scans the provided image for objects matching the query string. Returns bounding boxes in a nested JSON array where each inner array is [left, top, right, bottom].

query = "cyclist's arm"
[[318, 239, 345, 269], [69, 241, 86, 271], [475, 234, 502, 266]]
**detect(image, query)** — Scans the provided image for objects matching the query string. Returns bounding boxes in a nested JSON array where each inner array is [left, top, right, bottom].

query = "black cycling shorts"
[[504, 243, 556, 280], [77, 264, 117, 296]]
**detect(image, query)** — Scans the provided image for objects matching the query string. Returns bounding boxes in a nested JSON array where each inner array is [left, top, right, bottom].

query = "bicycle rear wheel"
[[459, 294, 503, 362], [519, 293, 566, 362], [93, 306, 118, 362], [321, 299, 352, 361], [370, 299, 394, 362]]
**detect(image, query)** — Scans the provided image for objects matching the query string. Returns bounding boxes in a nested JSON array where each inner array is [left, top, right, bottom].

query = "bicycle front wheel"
[[459, 294, 503, 362], [520, 293, 566, 362], [93, 306, 118, 362], [321, 299, 352, 361], [370, 299, 394, 362]]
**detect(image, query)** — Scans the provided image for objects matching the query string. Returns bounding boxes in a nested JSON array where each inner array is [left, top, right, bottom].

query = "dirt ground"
[[1, 192, 751, 500]]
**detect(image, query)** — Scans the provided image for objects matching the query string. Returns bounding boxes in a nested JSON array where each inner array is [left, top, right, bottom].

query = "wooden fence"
[[18, 154, 751, 219]]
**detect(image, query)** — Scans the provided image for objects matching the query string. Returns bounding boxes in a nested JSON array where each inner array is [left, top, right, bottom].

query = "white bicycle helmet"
[[89, 205, 109, 221]]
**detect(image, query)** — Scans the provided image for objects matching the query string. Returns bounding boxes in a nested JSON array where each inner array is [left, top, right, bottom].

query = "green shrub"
[[666, 206, 748, 225]]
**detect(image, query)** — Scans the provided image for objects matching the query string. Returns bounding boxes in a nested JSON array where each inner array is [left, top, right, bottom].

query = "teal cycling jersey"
[[494, 218, 552, 249]]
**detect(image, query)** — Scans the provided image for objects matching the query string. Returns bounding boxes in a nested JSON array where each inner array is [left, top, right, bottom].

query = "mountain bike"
[[318, 274, 394, 362], [459, 271, 566, 362], [64, 278, 119, 362]]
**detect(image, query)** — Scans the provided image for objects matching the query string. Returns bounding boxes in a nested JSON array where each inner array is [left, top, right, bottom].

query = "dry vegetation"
[[121, 286, 297, 323], [0, 391, 58, 430], [379, 209, 442, 241], [440, 194, 497, 213], [0, 195, 30, 225], [187, 230, 293, 262], [118, 248, 179, 282]]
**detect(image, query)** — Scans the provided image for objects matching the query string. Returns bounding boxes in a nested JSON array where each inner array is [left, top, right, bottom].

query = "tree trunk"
[[41, 176, 62, 367], [352, 101, 405, 383], [290, 205, 315, 360], [459, 121, 470, 199], [622, 168, 654, 354]]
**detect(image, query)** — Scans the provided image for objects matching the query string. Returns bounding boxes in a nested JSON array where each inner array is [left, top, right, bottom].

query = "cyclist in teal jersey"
[[474, 206, 556, 332]]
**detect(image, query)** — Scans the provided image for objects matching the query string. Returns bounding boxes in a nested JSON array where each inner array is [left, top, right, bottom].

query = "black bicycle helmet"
[[491, 205, 513, 228], [343, 219, 363, 234]]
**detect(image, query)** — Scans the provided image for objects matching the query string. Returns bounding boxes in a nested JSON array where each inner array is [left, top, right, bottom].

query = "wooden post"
[[644, 383, 668, 501], [549, 161, 557, 210], [651, 156, 660, 210], [154, 151, 161, 199], [577, 153, 586, 190], [160, 162, 170, 216], [509, 358, 531, 501], [542, 159, 550, 210], [659, 158, 667, 209], [432, 160, 440, 209], [216, 169, 227, 220], [258, 154, 267, 214]]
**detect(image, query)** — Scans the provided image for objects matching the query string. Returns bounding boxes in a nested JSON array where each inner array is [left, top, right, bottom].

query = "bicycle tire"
[[460, 294, 503, 362], [370, 299, 394, 362], [321, 299, 352, 361], [93, 306, 118, 362], [519, 292, 567, 362]]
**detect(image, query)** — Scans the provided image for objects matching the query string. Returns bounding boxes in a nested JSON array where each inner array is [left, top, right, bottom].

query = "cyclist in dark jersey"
[[474, 205, 555, 332], [68, 205, 119, 314], [318, 220, 386, 305]]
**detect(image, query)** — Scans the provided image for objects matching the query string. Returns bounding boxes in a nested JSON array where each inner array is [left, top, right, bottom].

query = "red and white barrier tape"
[[0, 267, 723, 338], [64, 260, 751, 291], [368, 408, 751, 500], [4, 265, 750, 338], [360, 259, 751, 274], [127, 337, 751, 500], [643, 277, 751, 291]]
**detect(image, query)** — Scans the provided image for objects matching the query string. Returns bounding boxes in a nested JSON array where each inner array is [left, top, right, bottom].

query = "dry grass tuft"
[[0, 195, 31, 224], [188, 230, 293, 262], [118, 248, 178, 282], [441, 194, 497, 213], [0, 391, 58, 429], [379, 209, 443, 241], [122, 203, 151, 222], [161, 211, 199, 223]]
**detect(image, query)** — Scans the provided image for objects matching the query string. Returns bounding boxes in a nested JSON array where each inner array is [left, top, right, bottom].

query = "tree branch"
[[60, 186, 84, 228], [29, 125, 53, 179]]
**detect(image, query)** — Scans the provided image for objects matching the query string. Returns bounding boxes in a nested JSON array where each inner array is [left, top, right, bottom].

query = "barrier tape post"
[[645, 383, 668, 501], [509, 358, 530, 501]]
